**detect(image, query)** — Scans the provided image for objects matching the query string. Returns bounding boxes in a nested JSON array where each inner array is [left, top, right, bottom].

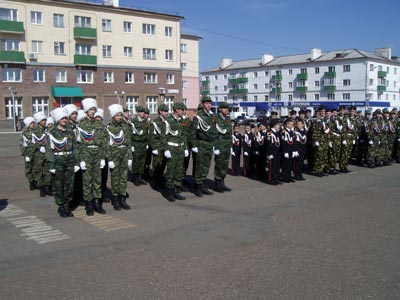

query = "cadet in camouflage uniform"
[[366, 109, 383, 168], [32, 111, 52, 197], [20, 116, 36, 190], [148, 104, 169, 191], [383, 108, 396, 165], [106, 104, 133, 210], [130, 106, 149, 186], [374, 109, 386, 166], [214, 102, 233, 193], [95, 108, 110, 203], [326, 109, 340, 174], [355, 110, 371, 166], [311, 107, 329, 177], [338, 107, 357, 173], [77, 98, 107, 216], [46, 108, 79, 218], [181, 107, 192, 189], [163, 102, 187, 202], [191, 96, 217, 197], [143, 108, 153, 181]]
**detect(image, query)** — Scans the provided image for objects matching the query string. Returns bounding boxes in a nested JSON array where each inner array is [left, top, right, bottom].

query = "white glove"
[[231, 151, 235, 156], [49, 169, 56, 174], [146, 145, 149, 150], [267, 155, 274, 160], [152, 149, 159, 155], [329, 141, 333, 148], [131, 146, 135, 152], [293, 151, 299, 158], [353, 140, 356, 145], [39, 146, 46, 154], [184, 149, 189, 157], [369, 140, 374, 145], [80, 161, 87, 170], [164, 150, 172, 158], [284, 153, 290, 159], [191, 147, 198, 153], [128, 160, 132, 170], [244, 152, 249, 157], [398, 139, 400, 142], [324, 128, 330, 134], [213, 147, 220, 156], [342, 140, 347, 145], [25, 157, 31, 162], [74, 166, 80, 173], [255, 151, 259, 155], [314, 141, 320, 147], [108, 161, 115, 169], [337, 125, 343, 131], [100, 159, 106, 169]]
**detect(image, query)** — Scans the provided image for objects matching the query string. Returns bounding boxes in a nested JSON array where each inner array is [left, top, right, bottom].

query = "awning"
[[51, 86, 83, 97], [240, 102, 270, 109], [211, 102, 237, 107]]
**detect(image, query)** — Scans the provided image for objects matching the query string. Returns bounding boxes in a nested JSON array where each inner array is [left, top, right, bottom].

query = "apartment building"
[[201, 48, 400, 115], [0, 0, 187, 120]]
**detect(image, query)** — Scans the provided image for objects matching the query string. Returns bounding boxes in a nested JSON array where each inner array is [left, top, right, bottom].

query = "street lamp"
[[114, 90, 125, 105], [9, 87, 17, 131]]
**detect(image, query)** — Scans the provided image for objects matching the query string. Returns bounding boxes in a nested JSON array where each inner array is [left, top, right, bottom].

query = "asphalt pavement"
[[0, 133, 399, 300]]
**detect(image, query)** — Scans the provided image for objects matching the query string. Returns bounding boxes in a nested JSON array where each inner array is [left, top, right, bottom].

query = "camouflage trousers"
[[339, 135, 355, 170], [33, 151, 51, 187], [109, 146, 129, 196], [132, 143, 147, 176], [214, 138, 231, 180], [327, 135, 341, 170], [152, 149, 166, 183], [81, 147, 102, 201], [52, 155, 75, 206], [165, 145, 185, 189], [24, 159, 34, 183], [313, 142, 328, 173], [385, 134, 396, 161], [194, 140, 213, 184]]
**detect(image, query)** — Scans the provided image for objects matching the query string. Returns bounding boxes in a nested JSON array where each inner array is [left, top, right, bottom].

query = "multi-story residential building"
[[0, 0, 191, 121], [201, 48, 400, 116]]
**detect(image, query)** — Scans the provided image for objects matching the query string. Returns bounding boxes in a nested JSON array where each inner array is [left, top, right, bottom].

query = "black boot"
[[45, 185, 53, 196], [194, 183, 203, 197], [202, 181, 213, 195], [132, 174, 141, 186], [57, 205, 68, 218], [29, 181, 35, 191], [85, 201, 94, 216], [40, 186, 46, 197], [214, 180, 224, 193], [63, 203, 74, 217], [119, 194, 131, 210], [111, 195, 121, 211], [166, 189, 176, 202], [221, 179, 232, 192], [94, 198, 106, 214], [174, 187, 186, 200], [138, 175, 147, 185]]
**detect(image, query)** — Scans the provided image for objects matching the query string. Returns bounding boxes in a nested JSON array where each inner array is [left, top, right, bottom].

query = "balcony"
[[296, 86, 308, 93], [229, 88, 248, 94], [74, 54, 97, 65], [201, 90, 210, 96], [324, 71, 336, 78], [0, 20, 24, 34], [201, 80, 210, 85], [296, 73, 308, 80], [324, 85, 336, 92], [377, 85, 386, 92], [74, 27, 97, 39], [0, 50, 25, 63], [229, 77, 248, 84], [378, 71, 387, 78], [272, 87, 282, 94], [271, 74, 282, 81]]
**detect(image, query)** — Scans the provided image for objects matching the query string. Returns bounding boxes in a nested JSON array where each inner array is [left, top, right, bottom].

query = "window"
[[75, 44, 91, 55], [164, 96, 174, 112], [264, 95, 269, 101], [126, 96, 138, 113], [54, 42, 65, 55], [74, 16, 91, 28], [31, 11, 43, 25], [265, 71, 269, 76], [180, 43, 187, 53], [33, 69, 45, 82], [123, 21, 132, 33], [125, 72, 134, 83], [387, 66, 390, 73], [144, 73, 157, 84], [395, 68, 397, 75], [314, 81, 320, 87], [142, 23, 155, 35], [56, 69, 67, 82], [143, 48, 156, 60], [393, 95, 396, 101], [315, 67, 319, 74], [181, 63, 187, 70], [182, 80, 188, 89], [0, 8, 18, 21], [2, 68, 22, 82], [385, 94, 389, 101], [288, 82, 293, 88], [214, 86, 218, 91], [343, 93, 350, 100], [343, 79, 351, 86], [254, 84, 258, 90], [276, 95, 281, 101], [314, 94, 320, 100], [146, 96, 158, 113], [124, 47, 133, 58], [288, 69, 293, 75], [343, 65, 351, 72], [324, 78, 335, 86], [300, 94, 307, 100], [300, 68, 307, 74], [0, 39, 20, 51], [370, 64, 375, 71], [214, 75, 218, 80], [165, 50, 173, 61], [77, 70, 93, 83], [32, 97, 49, 115], [328, 66, 335, 72], [369, 79, 374, 86], [394, 81, 397, 88], [165, 26, 172, 37], [32, 40, 43, 53], [224, 96, 228, 101], [223, 75, 228, 80], [223, 86, 227, 91], [378, 65, 382, 72], [289, 95, 293, 101], [102, 19, 112, 32], [104, 71, 114, 83], [5, 97, 23, 119], [254, 72, 258, 78], [53, 14, 64, 27], [167, 73, 175, 84], [264, 83, 269, 89], [328, 93, 335, 100], [254, 95, 258, 101], [102, 45, 112, 58]]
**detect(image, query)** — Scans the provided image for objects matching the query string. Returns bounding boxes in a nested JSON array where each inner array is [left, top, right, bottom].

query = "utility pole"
[[9, 87, 17, 131]]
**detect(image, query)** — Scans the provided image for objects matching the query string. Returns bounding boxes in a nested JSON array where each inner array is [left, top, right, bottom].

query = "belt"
[[116, 145, 127, 148], [87, 145, 99, 148], [168, 142, 184, 147], [54, 151, 72, 156], [332, 132, 341, 136]]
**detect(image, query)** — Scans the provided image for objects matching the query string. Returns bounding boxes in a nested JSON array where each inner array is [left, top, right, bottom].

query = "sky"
[[119, 0, 400, 72]]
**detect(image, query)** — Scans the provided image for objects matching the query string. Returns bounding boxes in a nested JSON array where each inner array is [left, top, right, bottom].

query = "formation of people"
[[20, 96, 400, 218]]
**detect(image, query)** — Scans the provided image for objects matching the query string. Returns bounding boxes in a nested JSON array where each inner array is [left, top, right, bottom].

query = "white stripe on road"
[[73, 209, 137, 232]]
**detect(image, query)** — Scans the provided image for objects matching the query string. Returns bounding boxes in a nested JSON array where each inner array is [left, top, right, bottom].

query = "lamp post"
[[114, 90, 125, 105], [9, 87, 17, 131]]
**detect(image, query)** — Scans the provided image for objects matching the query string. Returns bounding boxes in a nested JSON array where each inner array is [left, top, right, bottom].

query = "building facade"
[[201, 48, 400, 116], [0, 0, 190, 121]]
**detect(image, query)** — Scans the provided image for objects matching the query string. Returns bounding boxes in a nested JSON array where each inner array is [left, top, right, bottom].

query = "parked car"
[[247, 115, 258, 122], [235, 115, 246, 125]]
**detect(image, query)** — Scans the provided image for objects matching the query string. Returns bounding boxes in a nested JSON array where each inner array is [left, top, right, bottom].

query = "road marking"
[[73, 209, 136, 232], [0, 204, 70, 244]]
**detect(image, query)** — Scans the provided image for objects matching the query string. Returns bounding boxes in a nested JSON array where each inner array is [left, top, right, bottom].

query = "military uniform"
[[339, 113, 357, 172], [311, 115, 329, 176], [293, 127, 307, 180], [231, 130, 242, 176], [280, 124, 295, 182], [255, 127, 268, 180], [20, 117, 36, 190], [242, 126, 255, 178], [326, 115, 341, 174], [366, 111, 383, 167], [384, 109, 396, 164], [266, 120, 281, 185]]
